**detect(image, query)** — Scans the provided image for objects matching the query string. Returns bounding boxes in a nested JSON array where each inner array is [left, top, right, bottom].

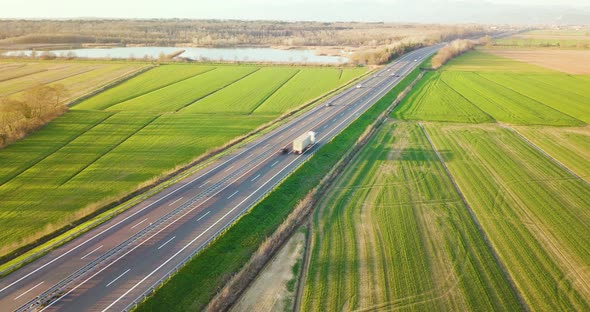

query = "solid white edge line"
[[102, 56, 419, 310], [13, 281, 44, 301], [17, 49, 431, 308], [80, 245, 103, 260], [157, 237, 176, 250], [40, 134, 287, 311], [0, 99, 293, 294], [105, 269, 130, 288], [100, 146, 310, 312]]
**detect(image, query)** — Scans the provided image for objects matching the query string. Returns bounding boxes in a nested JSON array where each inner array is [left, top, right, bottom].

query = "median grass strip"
[[135, 63, 423, 312]]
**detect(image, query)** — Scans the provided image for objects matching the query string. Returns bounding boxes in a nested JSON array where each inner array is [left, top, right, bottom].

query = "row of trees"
[[0, 20, 494, 49], [431, 39, 477, 69], [0, 84, 68, 148]]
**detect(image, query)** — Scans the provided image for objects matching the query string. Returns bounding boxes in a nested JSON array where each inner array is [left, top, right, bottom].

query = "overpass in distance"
[[0, 44, 441, 312]]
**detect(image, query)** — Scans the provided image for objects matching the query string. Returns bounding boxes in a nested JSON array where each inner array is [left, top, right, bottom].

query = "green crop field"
[[493, 29, 590, 49], [303, 47, 590, 311], [393, 51, 587, 126], [423, 123, 590, 310], [180, 67, 299, 114], [512, 126, 590, 182], [0, 62, 145, 101], [106, 66, 258, 112], [73, 65, 216, 110], [0, 62, 366, 256], [302, 122, 522, 311], [254, 68, 370, 115]]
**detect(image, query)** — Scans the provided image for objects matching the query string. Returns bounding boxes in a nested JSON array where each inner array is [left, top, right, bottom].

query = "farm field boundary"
[[207, 67, 426, 312], [503, 125, 590, 187], [135, 62, 425, 312], [0, 64, 373, 275], [418, 122, 527, 310]]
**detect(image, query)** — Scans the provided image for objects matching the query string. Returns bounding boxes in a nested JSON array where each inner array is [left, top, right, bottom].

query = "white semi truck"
[[292, 131, 316, 154]]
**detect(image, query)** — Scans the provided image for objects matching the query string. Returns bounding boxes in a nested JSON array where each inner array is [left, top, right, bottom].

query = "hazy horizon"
[[2, 0, 589, 24]]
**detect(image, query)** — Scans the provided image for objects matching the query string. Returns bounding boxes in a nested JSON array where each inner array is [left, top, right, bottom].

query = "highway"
[[0, 44, 440, 311]]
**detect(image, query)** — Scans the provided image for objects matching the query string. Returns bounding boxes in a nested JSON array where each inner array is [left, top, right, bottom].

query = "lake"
[[2, 46, 348, 64]]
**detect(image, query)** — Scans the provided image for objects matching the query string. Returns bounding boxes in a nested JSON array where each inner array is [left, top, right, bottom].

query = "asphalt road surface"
[[0, 45, 440, 312]]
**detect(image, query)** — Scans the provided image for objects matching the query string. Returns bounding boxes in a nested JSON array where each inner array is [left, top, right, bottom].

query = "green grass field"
[[302, 122, 522, 311], [493, 29, 590, 49], [424, 123, 590, 310], [299, 48, 590, 311], [73, 65, 216, 110], [0, 62, 145, 101], [393, 51, 587, 126], [135, 65, 422, 312], [0, 62, 366, 257], [512, 126, 590, 182]]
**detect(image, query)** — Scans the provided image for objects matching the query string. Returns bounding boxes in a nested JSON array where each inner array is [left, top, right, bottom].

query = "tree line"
[[0, 20, 494, 49], [431, 39, 478, 69], [0, 84, 68, 148]]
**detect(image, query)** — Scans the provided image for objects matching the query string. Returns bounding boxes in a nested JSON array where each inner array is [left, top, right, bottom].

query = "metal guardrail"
[[16, 150, 274, 312], [122, 154, 309, 311], [15, 46, 438, 312], [121, 49, 437, 311]]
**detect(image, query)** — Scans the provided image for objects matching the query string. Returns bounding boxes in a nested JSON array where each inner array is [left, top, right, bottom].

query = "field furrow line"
[[0, 112, 115, 187], [177, 67, 262, 112], [472, 72, 585, 126], [99, 66, 218, 110], [0, 68, 49, 83], [59, 114, 161, 186], [4, 66, 100, 96], [174, 67, 261, 112], [503, 125, 590, 187], [247, 69, 301, 114], [439, 76, 496, 122], [417, 122, 529, 311]]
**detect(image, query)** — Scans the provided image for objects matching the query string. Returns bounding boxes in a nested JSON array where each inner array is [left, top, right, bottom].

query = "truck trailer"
[[292, 131, 316, 154]]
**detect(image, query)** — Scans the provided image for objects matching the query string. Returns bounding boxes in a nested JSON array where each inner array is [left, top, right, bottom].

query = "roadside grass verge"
[[135, 63, 423, 312]]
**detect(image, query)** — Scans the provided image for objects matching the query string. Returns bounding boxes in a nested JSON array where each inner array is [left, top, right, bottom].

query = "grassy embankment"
[[135, 62, 424, 312]]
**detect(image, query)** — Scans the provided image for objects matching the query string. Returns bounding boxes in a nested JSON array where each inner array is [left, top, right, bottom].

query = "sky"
[[1, 0, 588, 22]]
